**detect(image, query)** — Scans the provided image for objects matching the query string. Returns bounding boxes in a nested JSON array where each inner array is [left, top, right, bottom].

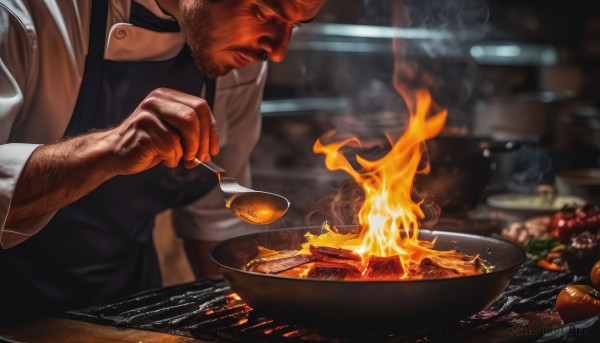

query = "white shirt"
[[0, 0, 266, 248]]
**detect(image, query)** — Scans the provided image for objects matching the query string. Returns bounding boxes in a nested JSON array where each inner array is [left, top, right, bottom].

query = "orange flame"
[[306, 88, 451, 274], [245, 0, 487, 280]]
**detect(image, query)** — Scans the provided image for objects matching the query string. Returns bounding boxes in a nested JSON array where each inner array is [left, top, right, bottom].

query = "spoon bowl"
[[220, 177, 290, 225], [194, 159, 290, 225]]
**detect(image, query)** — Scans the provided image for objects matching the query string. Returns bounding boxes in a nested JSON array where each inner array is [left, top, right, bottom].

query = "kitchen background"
[[155, 0, 600, 285]]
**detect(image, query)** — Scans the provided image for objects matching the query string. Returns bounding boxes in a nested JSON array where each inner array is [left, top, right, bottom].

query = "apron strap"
[[87, 0, 216, 109], [205, 77, 216, 109], [89, 0, 109, 58]]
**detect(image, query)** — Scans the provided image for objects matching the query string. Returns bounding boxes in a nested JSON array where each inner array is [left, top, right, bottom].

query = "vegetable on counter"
[[555, 284, 600, 324], [502, 216, 551, 245], [527, 232, 600, 273], [537, 250, 568, 272], [563, 231, 600, 273], [555, 260, 600, 324], [548, 204, 600, 243], [524, 237, 563, 261], [502, 203, 600, 273], [593, 260, 600, 290], [523, 237, 569, 272]]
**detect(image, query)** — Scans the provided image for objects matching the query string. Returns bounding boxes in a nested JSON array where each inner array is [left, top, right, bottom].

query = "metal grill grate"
[[65, 262, 593, 342]]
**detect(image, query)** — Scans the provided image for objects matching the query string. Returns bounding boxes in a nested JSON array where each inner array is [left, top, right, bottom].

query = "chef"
[[0, 0, 323, 324]]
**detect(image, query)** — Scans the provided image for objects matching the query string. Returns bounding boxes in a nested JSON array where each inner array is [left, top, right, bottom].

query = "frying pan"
[[210, 227, 526, 326]]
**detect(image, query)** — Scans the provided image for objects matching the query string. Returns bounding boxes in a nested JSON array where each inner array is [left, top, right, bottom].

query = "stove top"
[[65, 262, 597, 342]]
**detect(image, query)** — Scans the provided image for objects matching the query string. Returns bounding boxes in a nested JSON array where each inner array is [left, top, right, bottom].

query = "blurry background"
[[155, 0, 600, 285]]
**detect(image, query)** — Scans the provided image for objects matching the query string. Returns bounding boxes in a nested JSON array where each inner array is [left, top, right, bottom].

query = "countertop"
[[0, 317, 206, 343], [0, 261, 596, 342]]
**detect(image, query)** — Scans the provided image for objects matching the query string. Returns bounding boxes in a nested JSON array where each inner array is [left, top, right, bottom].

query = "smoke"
[[502, 143, 553, 194], [305, 178, 441, 228], [333, 0, 490, 137], [304, 0, 490, 226], [363, 0, 489, 31], [305, 179, 364, 226], [391, 0, 489, 110]]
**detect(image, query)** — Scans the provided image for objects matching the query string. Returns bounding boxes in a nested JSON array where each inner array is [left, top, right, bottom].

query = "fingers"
[[198, 106, 220, 161], [166, 102, 201, 161], [156, 130, 183, 168], [135, 115, 183, 168], [138, 88, 219, 165]]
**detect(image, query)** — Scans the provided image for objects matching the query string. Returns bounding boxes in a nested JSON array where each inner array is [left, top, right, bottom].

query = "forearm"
[[4, 87, 218, 235], [5, 130, 119, 228]]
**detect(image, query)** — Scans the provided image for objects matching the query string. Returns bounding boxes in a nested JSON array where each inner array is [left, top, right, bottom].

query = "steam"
[[306, 179, 363, 226], [391, 0, 489, 110], [305, 0, 489, 226], [503, 144, 553, 194], [331, 0, 490, 137]]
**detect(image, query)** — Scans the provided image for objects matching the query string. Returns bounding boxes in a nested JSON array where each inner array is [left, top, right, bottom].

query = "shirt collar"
[[130, 1, 180, 32], [133, 0, 177, 21]]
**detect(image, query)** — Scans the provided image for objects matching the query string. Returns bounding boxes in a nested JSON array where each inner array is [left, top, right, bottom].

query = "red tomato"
[[556, 284, 600, 323], [592, 260, 600, 291], [549, 205, 600, 243]]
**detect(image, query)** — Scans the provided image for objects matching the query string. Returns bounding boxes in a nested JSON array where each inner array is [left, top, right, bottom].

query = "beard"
[[180, 0, 223, 78]]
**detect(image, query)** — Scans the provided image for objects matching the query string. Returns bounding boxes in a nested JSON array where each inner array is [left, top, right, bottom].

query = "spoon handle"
[[193, 158, 226, 175]]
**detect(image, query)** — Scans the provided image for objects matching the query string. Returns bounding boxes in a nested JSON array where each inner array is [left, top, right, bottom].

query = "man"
[[0, 0, 323, 324]]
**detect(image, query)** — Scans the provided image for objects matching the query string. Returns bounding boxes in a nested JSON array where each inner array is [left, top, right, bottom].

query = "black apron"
[[0, 0, 217, 325]]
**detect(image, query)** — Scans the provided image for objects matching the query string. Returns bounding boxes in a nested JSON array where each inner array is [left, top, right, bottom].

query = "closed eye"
[[254, 5, 271, 23]]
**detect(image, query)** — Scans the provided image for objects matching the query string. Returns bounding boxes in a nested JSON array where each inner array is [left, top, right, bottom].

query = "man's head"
[[170, 0, 324, 77]]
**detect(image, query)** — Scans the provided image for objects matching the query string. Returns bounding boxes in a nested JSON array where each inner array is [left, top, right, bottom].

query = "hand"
[[108, 88, 219, 175]]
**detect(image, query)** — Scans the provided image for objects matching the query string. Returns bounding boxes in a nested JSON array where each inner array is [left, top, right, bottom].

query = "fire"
[[245, 87, 487, 280], [311, 88, 445, 252], [245, 0, 488, 280], [296, 87, 484, 278]]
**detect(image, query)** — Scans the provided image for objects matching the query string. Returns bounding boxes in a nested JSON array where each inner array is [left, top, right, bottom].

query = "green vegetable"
[[524, 237, 564, 260]]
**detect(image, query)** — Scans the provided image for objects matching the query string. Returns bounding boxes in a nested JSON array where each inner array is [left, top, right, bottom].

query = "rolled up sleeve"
[[0, 4, 54, 248], [0, 144, 55, 249], [0, 46, 50, 248], [172, 62, 268, 242]]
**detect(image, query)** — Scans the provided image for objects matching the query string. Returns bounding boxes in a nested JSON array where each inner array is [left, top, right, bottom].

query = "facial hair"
[[180, 0, 222, 77]]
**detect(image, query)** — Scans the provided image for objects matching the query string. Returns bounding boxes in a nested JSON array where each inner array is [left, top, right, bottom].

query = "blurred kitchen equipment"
[[474, 91, 577, 143], [555, 105, 600, 170], [415, 136, 521, 212], [556, 169, 600, 205], [487, 193, 585, 221], [194, 159, 290, 225]]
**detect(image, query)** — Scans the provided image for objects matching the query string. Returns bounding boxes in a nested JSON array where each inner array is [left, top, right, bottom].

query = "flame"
[[246, 0, 487, 280], [304, 87, 465, 276]]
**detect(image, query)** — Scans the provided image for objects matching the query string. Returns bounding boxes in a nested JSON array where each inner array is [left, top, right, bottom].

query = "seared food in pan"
[[245, 224, 489, 280]]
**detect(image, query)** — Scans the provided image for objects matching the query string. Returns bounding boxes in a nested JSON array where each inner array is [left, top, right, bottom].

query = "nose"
[[258, 25, 293, 63]]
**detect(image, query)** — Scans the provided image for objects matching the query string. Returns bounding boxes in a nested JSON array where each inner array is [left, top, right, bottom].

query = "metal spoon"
[[193, 158, 290, 225]]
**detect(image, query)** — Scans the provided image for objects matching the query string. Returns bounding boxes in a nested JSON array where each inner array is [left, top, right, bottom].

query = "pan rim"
[[210, 226, 527, 284]]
